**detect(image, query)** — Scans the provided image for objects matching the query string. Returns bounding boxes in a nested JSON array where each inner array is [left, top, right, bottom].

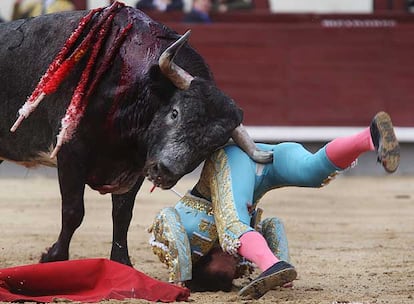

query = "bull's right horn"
[[159, 30, 194, 90], [231, 124, 273, 164]]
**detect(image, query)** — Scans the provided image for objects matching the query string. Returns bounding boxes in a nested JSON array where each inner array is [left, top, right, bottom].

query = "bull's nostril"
[[148, 162, 175, 188]]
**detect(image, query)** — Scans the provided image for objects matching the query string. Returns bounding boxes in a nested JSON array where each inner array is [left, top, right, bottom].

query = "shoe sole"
[[373, 112, 400, 173], [238, 267, 297, 299]]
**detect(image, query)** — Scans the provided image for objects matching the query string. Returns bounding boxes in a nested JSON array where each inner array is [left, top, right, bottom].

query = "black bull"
[[0, 3, 270, 266]]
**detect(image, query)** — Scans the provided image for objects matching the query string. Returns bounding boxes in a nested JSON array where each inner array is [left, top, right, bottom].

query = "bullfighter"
[[149, 111, 400, 299]]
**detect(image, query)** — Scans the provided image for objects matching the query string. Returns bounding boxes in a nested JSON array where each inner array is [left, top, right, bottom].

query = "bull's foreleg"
[[40, 147, 86, 263], [110, 176, 144, 266]]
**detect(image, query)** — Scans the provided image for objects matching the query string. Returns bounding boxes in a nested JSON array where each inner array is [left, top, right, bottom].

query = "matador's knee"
[[148, 207, 192, 283], [258, 217, 290, 262]]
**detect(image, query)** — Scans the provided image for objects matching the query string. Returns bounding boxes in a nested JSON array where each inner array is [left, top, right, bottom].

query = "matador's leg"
[[149, 207, 192, 283], [236, 214, 291, 278], [259, 217, 290, 263]]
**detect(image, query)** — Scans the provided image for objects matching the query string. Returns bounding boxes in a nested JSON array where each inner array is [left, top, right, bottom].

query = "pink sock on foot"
[[238, 231, 279, 271], [326, 127, 375, 169]]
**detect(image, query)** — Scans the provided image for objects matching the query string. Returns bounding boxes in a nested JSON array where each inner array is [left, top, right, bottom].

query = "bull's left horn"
[[159, 30, 194, 90], [231, 124, 273, 164]]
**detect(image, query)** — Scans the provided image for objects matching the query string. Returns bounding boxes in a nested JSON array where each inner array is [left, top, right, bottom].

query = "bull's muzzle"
[[145, 161, 178, 190]]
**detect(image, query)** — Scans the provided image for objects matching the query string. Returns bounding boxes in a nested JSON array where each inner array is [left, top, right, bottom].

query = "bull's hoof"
[[39, 251, 52, 263], [110, 242, 133, 266], [40, 245, 68, 263], [110, 255, 133, 267]]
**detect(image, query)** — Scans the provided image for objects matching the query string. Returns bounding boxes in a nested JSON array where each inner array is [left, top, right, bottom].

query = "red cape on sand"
[[0, 258, 190, 302]]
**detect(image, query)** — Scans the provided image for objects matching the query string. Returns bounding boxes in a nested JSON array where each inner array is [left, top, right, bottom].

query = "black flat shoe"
[[370, 111, 400, 173], [238, 261, 297, 299]]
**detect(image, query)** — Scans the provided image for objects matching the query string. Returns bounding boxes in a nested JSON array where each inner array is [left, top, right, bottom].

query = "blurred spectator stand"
[[374, 0, 411, 11], [183, 0, 212, 23], [11, 0, 75, 20], [135, 0, 183, 12]]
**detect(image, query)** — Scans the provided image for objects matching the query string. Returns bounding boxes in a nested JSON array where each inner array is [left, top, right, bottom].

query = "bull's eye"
[[170, 109, 178, 120]]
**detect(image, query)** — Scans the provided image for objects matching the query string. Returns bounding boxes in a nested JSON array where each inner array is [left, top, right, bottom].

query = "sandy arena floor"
[[0, 175, 413, 304]]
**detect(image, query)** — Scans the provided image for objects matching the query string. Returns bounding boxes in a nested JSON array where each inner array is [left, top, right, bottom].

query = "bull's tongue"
[[150, 184, 157, 193]]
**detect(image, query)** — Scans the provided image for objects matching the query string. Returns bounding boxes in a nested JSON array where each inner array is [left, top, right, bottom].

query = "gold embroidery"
[[260, 219, 281, 257], [321, 171, 339, 187], [181, 194, 213, 215], [209, 150, 251, 254], [190, 232, 216, 258], [149, 208, 191, 282], [260, 217, 290, 262], [199, 219, 217, 237]]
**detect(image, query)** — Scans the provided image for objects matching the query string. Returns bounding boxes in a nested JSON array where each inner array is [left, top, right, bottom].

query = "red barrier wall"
[[149, 13, 414, 127]]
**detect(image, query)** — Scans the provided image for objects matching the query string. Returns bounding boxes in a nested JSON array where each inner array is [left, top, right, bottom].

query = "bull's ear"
[[159, 31, 194, 89]]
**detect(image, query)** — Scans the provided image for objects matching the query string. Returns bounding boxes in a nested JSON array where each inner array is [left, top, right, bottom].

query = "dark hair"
[[186, 248, 237, 292]]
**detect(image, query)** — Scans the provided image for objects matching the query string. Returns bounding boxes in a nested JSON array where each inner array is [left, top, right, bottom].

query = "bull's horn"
[[231, 124, 273, 164], [159, 30, 194, 90]]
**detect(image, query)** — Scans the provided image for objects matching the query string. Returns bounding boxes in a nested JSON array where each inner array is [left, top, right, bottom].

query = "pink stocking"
[[238, 231, 279, 272], [326, 127, 375, 169]]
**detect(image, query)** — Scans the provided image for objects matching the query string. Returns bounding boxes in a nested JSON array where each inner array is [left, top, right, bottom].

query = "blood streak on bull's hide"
[[10, 1, 132, 158], [9, 7, 102, 131]]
